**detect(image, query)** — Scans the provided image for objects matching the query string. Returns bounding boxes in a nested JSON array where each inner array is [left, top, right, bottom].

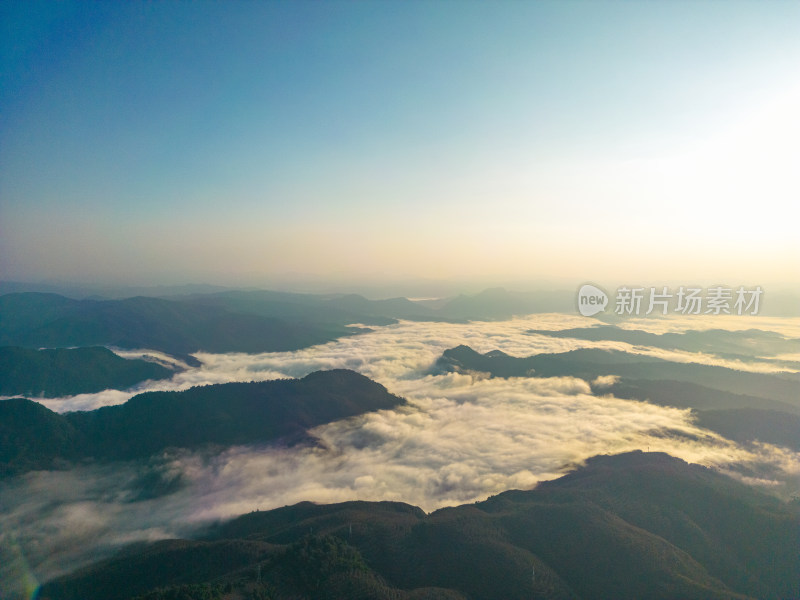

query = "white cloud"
[[36, 313, 797, 413], [592, 375, 620, 389]]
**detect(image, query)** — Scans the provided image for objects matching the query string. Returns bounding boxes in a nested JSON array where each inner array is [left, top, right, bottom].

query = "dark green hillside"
[[41, 539, 277, 600], [41, 452, 799, 600], [70, 369, 404, 460], [0, 398, 85, 476], [0, 346, 173, 397], [0, 370, 404, 475], [45, 533, 465, 600], [506, 452, 798, 599]]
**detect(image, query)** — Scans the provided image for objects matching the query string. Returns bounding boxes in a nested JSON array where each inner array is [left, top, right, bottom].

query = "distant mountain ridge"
[[0, 369, 403, 477], [440, 287, 563, 319], [41, 451, 800, 600], [528, 325, 800, 367], [0, 288, 577, 361]]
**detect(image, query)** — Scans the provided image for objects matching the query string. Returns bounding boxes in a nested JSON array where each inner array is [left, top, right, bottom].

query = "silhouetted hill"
[[439, 287, 541, 319], [181, 289, 469, 326], [181, 290, 399, 326], [0, 346, 174, 397], [0, 370, 403, 475], [694, 408, 800, 451], [41, 452, 799, 600], [435, 345, 800, 406], [436, 346, 800, 453], [193, 287, 573, 325], [529, 325, 800, 366], [0, 293, 361, 357], [0, 288, 583, 360], [599, 378, 800, 415], [597, 379, 800, 451], [0, 281, 234, 300]]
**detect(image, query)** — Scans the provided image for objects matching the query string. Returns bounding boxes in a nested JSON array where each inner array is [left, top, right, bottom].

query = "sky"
[[2, 1, 799, 291]]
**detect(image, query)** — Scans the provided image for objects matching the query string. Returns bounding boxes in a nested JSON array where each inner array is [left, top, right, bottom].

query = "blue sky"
[[2, 1, 799, 290]]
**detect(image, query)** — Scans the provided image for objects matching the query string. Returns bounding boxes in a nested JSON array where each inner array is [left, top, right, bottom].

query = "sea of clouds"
[[1, 313, 799, 584]]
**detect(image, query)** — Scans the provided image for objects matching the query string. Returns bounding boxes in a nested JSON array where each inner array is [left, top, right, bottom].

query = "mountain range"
[[3, 286, 798, 600], [0, 288, 578, 361], [40, 451, 800, 600], [0, 293, 362, 358], [436, 345, 800, 451]]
